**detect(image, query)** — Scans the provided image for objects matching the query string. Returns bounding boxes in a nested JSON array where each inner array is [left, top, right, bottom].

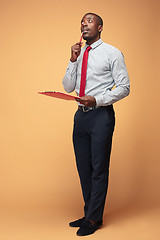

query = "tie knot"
[[86, 46, 92, 52]]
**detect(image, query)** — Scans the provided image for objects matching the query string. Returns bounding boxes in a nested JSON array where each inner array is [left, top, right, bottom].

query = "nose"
[[81, 20, 88, 27]]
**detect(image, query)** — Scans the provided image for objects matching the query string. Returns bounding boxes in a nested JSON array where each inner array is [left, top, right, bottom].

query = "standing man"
[[63, 13, 130, 236]]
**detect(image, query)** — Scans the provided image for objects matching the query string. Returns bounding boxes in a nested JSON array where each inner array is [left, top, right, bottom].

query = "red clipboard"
[[38, 91, 80, 101]]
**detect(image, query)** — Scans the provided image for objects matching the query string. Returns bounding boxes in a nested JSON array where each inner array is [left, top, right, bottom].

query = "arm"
[[62, 61, 77, 93], [63, 43, 82, 93], [95, 51, 130, 106]]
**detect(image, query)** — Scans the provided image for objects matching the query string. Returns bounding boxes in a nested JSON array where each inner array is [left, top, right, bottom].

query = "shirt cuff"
[[67, 61, 77, 73], [95, 95, 104, 107]]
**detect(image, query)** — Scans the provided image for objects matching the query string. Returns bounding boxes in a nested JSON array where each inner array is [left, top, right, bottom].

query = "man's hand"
[[70, 43, 82, 62], [76, 95, 96, 107]]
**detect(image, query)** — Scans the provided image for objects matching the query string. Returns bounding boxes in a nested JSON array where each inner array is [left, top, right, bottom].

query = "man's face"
[[80, 14, 102, 43]]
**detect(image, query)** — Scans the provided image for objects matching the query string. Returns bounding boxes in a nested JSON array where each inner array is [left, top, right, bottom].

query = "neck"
[[86, 35, 100, 45]]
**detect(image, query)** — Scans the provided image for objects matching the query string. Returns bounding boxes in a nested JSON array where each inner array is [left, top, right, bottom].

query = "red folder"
[[38, 91, 80, 101]]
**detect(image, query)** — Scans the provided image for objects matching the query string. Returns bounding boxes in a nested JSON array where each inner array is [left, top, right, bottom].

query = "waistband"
[[78, 105, 113, 112]]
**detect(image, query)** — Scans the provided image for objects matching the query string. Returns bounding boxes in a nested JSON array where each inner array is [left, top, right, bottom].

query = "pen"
[[79, 32, 83, 45]]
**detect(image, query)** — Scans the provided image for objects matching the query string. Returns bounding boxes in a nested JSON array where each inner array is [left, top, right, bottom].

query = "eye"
[[81, 21, 84, 25], [88, 19, 92, 23]]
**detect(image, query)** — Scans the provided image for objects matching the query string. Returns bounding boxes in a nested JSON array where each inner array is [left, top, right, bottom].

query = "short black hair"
[[84, 12, 103, 26]]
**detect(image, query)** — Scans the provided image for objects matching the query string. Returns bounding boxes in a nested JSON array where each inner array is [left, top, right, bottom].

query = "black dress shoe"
[[76, 219, 102, 236], [69, 217, 86, 227]]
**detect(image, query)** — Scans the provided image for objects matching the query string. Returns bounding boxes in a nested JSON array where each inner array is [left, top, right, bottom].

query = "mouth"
[[82, 28, 90, 34]]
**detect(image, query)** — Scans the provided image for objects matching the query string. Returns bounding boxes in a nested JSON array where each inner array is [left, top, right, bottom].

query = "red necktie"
[[79, 46, 92, 97]]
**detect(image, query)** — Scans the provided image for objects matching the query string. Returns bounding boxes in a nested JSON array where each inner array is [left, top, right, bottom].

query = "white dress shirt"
[[63, 38, 130, 107]]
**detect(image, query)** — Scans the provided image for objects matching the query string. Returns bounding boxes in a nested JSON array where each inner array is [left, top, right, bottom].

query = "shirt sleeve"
[[95, 51, 130, 107], [62, 61, 78, 93]]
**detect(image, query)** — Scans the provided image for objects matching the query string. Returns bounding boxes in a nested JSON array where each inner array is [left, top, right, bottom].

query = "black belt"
[[78, 105, 113, 112], [78, 106, 96, 112]]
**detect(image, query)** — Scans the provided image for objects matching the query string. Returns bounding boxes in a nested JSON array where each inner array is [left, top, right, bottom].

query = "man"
[[63, 13, 130, 236]]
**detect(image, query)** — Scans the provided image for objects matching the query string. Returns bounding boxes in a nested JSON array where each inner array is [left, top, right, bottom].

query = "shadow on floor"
[[103, 202, 160, 227]]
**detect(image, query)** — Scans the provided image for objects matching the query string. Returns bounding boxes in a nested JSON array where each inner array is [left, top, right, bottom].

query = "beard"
[[83, 32, 100, 42]]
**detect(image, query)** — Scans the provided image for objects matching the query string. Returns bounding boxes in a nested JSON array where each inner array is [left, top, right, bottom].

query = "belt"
[[78, 104, 113, 112], [78, 106, 96, 112]]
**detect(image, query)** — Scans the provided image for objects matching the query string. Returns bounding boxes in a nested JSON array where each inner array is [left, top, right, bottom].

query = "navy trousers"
[[73, 105, 115, 222]]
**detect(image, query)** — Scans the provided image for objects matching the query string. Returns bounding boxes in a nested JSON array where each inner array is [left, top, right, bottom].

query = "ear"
[[98, 25, 103, 33]]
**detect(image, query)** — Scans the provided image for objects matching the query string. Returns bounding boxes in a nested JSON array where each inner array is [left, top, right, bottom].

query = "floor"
[[0, 204, 159, 240]]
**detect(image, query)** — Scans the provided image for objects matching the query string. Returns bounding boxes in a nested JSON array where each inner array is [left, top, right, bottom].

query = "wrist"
[[93, 97, 96, 106], [70, 57, 77, 62]]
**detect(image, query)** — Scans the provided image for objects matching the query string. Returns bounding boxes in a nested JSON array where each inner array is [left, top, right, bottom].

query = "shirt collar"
[[85, 38, 103, 50]]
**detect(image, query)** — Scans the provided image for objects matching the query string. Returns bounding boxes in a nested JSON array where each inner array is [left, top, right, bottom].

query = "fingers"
[[79, 41, 83, 47], [70, 43, 82, 62], [80, 98, 90, 107], [77, 96, 96, 107], [72, 43, 81, 53]]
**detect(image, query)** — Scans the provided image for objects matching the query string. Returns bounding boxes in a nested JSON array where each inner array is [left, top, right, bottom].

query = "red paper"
[[38, 91, 80, 101]]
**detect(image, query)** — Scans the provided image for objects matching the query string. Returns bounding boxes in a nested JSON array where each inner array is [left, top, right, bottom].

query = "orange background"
[[0, 0, 160, 239]]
